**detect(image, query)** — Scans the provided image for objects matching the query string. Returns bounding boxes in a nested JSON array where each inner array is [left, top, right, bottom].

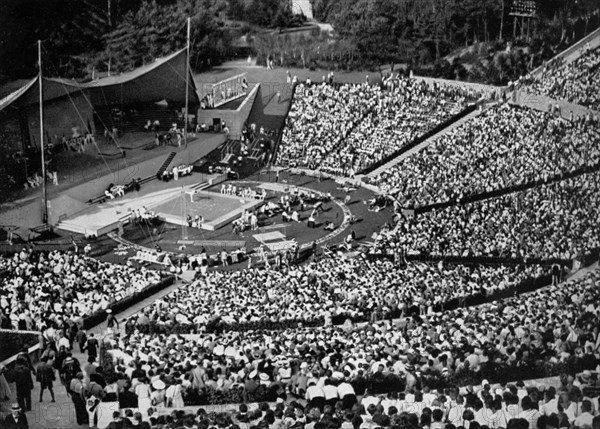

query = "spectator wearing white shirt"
[[57, 334, 71, 351], [322, 379, 339, 407], [361, 390, 381, 410], [306, 381, 325, 410], [542, 387, 560, 416], [337, 379, 357, 409], [517, 396, 542, 429], [573, 400, 594, 428]]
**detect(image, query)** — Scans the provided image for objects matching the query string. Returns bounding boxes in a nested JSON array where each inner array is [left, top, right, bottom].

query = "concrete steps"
[[156, 151, 177, 177], [55, 220, 88, 235]]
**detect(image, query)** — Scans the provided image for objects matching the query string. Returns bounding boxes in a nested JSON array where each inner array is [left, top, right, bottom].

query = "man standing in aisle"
[[85, 333, 99, 362], [36, 356, 55, 403], [106, 309, 119, 333], [70, 372, 88, 425], [12, 357, 33, 412]]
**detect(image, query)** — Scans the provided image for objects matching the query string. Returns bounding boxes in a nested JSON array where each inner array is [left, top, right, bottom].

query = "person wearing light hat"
[[4, 403, 28, 429], [106, 308, 119, 333], [259, 372, 270, 386], [278, 360, 292, 384]]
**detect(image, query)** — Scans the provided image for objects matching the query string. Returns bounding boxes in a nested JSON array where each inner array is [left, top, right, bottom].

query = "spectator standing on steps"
[[12, 358, 33, 412], [552, 263, 561, 285], [0, 364, 11, 400], [106, 309, 119, 334], [85, 333, 99, 361], [70, 373, 88, 425], [36, 356, 55, 403], [76, 329, 87, 353]]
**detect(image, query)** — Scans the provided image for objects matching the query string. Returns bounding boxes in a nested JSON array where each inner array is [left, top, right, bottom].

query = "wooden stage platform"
[[55, 174, 240, 236]]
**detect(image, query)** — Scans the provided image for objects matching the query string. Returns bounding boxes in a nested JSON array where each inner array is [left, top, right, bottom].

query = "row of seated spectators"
[[0, 249, 163, 331], [279, 82, 374, 175], [334, 79, 476, 176], [376, 171, 600, 261], [97, 267, 600, 419], [106, 378, 600, 429], [371, 104, 600, 208], [518, 45, 600, 111], [278, 78, 477, 177], [123, 257, 547, 331]]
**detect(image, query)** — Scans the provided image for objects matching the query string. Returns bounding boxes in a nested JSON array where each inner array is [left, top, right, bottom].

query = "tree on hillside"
[[0, 0, 112, 80], [103, 1, 186, 71], [224, 0, 296, 28], [103, 0, 231, 74], [310, 0, 343, 22], [331, 0, 406, 69]]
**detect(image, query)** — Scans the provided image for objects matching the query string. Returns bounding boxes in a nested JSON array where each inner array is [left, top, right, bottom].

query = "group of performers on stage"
[[186, 214, 204, 229], [220, 183, 267, 201], [103, 178, 141, 200], [104, 184, 125, 199], [228, 186, 336, 232], [232, 209, 259, 235], [129, 206, 160, 225], [159, 164, 193, 182]]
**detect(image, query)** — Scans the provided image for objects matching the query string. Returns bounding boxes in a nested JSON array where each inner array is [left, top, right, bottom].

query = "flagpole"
[[184, 17, 191, 148], [39, 40, 48, 225]]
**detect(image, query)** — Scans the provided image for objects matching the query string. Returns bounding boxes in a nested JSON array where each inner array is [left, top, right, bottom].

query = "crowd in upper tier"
[[376, 171, 600, 260], [0, 249, 163, 331], [371, 104, 600, 208], [278, 77, 478, 177], [519, 45, 600, 111]]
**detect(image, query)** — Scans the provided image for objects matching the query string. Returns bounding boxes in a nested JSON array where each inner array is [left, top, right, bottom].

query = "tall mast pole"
[[184, 16, 190, 148], [39, 40, 48, 225], [181, 187, 187, 240]]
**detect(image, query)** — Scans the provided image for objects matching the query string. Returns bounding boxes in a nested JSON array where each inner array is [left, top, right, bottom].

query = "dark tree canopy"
[[0, 0, 598, 85]]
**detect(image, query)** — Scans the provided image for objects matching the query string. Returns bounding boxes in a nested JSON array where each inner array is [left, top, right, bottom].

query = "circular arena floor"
[[91, 171, 392, 268]]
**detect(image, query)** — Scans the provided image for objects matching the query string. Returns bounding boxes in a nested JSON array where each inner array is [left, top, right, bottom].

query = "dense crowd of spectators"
[[104, 380, 600, 429], [94, 267, 600, 424], [378, 171, 600, 260], [278, 78, 477, 177], [278, 82, 375, 175], [519, 46, 600, 110], [6, 41, 600, 429], [125, 258, 546, 331], [0, 249, 163, 331], [372, 104, 600, 208]]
